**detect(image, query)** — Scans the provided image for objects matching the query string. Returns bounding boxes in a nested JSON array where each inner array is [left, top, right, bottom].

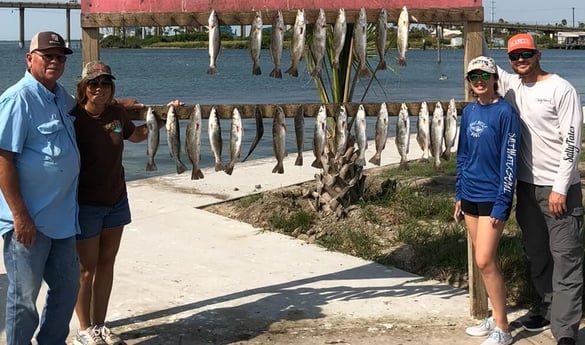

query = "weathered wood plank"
[[81, 7, 483, 27], [125, 101, 471, 121]]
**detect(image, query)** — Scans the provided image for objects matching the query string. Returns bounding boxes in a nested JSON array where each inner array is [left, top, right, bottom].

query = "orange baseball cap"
[[507, 33, 536, 53]]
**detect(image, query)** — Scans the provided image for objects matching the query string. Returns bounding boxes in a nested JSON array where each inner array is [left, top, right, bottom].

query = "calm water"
[[1, 42, 584, 180]]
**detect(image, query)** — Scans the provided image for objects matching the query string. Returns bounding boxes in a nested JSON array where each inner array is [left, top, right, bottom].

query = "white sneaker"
[[99, 324, 125, 345], [74, 326, 107, 345], [481, 327, 513, 345], [466, 316, 495, 337]]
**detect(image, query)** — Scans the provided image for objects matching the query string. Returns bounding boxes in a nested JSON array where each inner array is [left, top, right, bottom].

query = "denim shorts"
[[77, 194, 132, 240]]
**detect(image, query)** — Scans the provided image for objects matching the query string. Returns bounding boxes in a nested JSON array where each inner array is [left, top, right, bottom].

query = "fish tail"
[[269, 68, 282, 79], [333, 60, 339, 69], [376, 59, 387, 70], [214, 161, 226, 172], [146, 161, 157, 171], [207, 66, 218, 74], [191, 169, 204, 180], [311, 159, 323, 169], [397, 58, 407, 66], [295, 154, 303, 166], [272, 162, 284, 174], [224, 163, 234, 175], [400, 159, 409, 170], [441, 150, 451, 161], [285, 65, 299, 77], [311, 67, 321, 78], [252, 64, 262, 75], [176, 161, 187, 174], [358, 67, 370, 78], [368, 153, 381, 166], [356, 157, 366, 166]]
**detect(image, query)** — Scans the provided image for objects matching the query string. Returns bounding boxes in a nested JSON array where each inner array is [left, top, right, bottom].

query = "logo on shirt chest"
[[469, 120, 487, 138], [103, 120, 122, 133]]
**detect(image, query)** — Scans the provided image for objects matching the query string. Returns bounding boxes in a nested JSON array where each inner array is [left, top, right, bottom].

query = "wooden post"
[[464, 19, 489, 319], [19, 7, 24, 49], [464, 20, 484, 102], [81, 28, 100, 69]]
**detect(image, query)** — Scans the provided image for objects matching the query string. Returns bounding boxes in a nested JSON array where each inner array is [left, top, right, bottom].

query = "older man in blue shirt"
[[0, 31, 80, 345]]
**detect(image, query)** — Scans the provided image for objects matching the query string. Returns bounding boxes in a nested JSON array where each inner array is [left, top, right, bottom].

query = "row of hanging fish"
[[206, 7, 410, 78], [144, 99, 458, 180]]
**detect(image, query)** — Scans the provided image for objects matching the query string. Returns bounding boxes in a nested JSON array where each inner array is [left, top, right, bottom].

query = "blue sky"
[[0, 1, 582, 41]]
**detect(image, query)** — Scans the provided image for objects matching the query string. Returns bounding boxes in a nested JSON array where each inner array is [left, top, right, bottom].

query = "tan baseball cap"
[[29, 31, 73, 55], [82, 61, 116, 80]]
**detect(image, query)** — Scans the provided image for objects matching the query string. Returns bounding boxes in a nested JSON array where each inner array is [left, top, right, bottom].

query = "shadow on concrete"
[[108, 263, 467, 344]]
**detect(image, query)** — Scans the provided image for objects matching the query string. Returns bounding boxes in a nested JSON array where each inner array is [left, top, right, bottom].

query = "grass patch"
[[270, 211, 314, 234], [236, 194, 262, 209], [318, 227, 383, 261]]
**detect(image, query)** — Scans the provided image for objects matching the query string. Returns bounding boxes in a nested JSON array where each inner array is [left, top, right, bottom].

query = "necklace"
[[84, 106, 104, 118]]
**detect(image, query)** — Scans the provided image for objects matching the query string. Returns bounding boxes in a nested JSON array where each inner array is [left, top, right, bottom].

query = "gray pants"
[[516, 181, 584, 340]]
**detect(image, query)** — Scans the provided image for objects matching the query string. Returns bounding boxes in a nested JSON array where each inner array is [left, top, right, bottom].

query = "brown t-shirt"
[[72, 103, 136, 206]]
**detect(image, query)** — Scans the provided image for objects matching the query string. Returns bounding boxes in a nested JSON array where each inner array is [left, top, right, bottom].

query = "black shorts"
[[460, 199, 495, 217]]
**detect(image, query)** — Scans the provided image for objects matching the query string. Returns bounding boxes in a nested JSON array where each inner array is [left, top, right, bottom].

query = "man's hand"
[[13, 212, 36, 247], [549, 191, 567, 218]]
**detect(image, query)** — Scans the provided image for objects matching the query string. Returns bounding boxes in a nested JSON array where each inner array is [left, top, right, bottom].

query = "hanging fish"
[[242, 106, 264, 162], [397, 6, 409, 66], [145, 107, 159, 171], [312, 105, 327, 169], [355, 104, 367, 166], [225, 107, 243, 175], [272, 106, 287, 174], [332, 8, 347, 70], [430, 102, 445, 172], [369, 102, 389, 166], [311, 8, 327, 78], [208, 107, 225, 172], [353, 8, 370, 78], [207, 9, 221, 74], [294, 106, 305, 166], [442, 98, 458, 160], [285, 9, 306, 77], [186, 104, 204, 180], [250, 10, 263, 75], [395, 103, 410, 169], [269, 10, 285, 79], [416, 101, 431, 163], [376, 9, 388, 70]]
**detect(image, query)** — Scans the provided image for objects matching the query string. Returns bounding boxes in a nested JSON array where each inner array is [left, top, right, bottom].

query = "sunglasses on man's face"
[[87, 78, 114, 88], [33, 51, 67, 63], [508, 50, 537, 61], [467, 72, 492, 82]]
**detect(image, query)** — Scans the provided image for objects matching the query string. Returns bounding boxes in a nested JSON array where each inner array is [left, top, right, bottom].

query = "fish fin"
[[191, 169, 204, 180], [269, 68, 282, 79], [295, 154, 303, 166], [376, 60, 387, 70]]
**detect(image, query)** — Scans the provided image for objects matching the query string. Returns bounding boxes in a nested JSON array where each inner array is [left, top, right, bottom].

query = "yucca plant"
[[303, 19, 393, 218]]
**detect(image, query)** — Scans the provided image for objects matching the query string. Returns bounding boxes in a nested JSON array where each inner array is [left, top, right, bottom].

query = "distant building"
[[556, 31, 585, 48]]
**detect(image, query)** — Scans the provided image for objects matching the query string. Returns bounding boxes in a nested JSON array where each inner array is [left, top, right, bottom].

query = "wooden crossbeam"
[[124, 101, 470, 121], [81, 7, 483, 28]]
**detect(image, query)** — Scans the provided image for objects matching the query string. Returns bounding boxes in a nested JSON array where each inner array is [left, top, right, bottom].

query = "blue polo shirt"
[[0, 72, 80, 239]]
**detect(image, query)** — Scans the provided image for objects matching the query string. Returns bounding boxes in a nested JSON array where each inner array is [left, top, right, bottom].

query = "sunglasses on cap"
[[87, 78, 114, 87], [508, 50, 536, 61], [33, 51, 67, 63], [467, 72, 492, 82]]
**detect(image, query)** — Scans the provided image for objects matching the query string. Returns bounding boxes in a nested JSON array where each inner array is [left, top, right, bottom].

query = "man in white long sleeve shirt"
[[495, 33, 583, 345]]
